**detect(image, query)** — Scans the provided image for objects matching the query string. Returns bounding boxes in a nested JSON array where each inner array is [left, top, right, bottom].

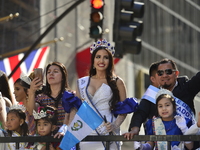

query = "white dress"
[[79, 82, 121, 150], [0, 130, 28, 150]]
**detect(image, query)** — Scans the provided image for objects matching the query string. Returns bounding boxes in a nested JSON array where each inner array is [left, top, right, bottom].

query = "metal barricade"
[[0, 135, 199, 150]]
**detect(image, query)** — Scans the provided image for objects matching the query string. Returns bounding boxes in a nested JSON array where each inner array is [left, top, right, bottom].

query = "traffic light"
[[89, 0, 104, 40], [113, 0, 144, 58]]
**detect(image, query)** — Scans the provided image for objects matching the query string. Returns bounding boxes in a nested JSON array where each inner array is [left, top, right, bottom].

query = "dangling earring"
[[93, 66, 95, 69]]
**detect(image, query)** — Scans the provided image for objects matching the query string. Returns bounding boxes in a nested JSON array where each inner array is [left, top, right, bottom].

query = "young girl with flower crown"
[[136, 89, 194, 150], [27, 105, 60, 150], [0, 105, 29, 150]]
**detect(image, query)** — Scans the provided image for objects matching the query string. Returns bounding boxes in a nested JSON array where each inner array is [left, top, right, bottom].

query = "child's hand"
[[174, 115, 188, 134], [54, 132, 64, 139]]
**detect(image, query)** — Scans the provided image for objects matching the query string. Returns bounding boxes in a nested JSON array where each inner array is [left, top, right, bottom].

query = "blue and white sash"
[[78, 76, 116, 149], [142, 85, 196, 124], [77, 76, 103, 117], [153, 117, 168, 150]]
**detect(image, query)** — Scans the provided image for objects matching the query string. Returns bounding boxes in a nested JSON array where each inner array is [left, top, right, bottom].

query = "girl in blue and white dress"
[[0, 105, 29, 150], [139, 89, 193, 150]]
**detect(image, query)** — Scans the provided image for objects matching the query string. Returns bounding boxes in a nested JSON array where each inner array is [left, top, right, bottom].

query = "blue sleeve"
[[112, 97, 138, 117], [62, 91, 82, 113], [145, 119, 154, 135]]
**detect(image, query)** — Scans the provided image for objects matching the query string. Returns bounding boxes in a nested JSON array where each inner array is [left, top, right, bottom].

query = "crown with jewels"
[[0, 70, 5, 77], [33, 110, 47, 120], [33, 106, 55, 120], [90, 39, 115, 56], [155, 88, 174, 100], [20, 73, 31, 85], [9, 104, 26, 112]]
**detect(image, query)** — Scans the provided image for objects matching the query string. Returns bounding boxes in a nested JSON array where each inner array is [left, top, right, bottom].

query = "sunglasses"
[[157, 69, 176, 76]]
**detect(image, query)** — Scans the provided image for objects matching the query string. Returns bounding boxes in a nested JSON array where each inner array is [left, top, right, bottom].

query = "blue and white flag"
[[60, 101, 104, 150], [141, 85, 159, 104]]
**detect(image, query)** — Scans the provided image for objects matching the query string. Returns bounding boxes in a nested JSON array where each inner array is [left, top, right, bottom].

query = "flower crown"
[[9, 104, 26, 112], [155, 88, 174, 100], [0, 70, 5, 77], [33, 106, 55, 120], [20, 73, 31, 85], [90, 39, 115, 56]]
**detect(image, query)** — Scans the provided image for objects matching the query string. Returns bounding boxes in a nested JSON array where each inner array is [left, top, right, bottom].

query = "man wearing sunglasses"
[[157, 58, 199, 114], [125, 58, 200, 143]]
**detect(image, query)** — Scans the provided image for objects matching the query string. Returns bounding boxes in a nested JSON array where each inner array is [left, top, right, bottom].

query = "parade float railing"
[[0, 135, 200, 150]]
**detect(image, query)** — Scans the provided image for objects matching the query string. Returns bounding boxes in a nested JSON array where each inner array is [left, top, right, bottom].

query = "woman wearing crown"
[[74, 39, 138, 150], [13, 73, 36, 135]]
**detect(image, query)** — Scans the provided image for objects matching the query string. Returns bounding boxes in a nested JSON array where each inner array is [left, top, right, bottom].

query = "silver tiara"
[[155, 88, 174, 100], [33, 110, 47, 120], [0, 70, 5, 77], [20, 73, 31, 85], [90, 39, 115, 56], [9, 104, 26, 112]]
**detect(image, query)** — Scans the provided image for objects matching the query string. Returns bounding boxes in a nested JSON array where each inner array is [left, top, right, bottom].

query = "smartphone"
[[34, 68, 43, 80]]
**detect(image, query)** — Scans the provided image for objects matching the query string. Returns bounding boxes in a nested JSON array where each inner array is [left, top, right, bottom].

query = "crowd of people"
[[0, 39, 199, 150]]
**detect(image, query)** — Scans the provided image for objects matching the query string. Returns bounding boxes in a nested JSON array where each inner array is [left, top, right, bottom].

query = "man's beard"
[[162, 83, 172, 90]]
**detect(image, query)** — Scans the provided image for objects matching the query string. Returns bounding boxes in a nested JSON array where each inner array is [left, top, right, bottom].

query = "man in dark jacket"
[[124, 58, 200, 144]]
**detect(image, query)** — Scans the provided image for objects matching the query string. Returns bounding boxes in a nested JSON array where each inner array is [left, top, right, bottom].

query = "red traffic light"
[[91, 0, 104, 9]]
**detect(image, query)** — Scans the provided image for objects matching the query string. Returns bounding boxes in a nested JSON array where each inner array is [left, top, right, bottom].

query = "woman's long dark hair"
[[0, 72, 13, 104], [89, 46, 120, 111], [7, 109, 28, 137], [44, 62, 70, 96]]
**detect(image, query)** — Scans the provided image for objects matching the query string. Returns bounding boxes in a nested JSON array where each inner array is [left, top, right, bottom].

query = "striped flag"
[[60, 101, 104, 150], [0, 46, 50, 97]]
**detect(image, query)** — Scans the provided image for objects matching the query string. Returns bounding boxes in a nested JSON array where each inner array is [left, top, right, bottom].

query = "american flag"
[[0, 46, 50, 95]]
